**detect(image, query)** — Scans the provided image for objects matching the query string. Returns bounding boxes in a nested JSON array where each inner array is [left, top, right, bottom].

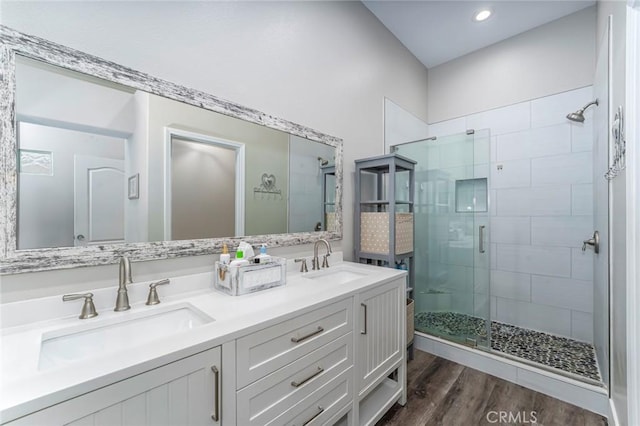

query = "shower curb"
[[414, 332, 610, 418]]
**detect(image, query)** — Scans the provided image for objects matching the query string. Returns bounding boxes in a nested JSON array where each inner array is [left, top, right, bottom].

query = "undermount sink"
[[303, 263, 371, 285], [39, 303, 213, 370]]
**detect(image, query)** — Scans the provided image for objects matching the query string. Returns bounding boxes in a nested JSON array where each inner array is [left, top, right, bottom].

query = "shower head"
[[318, 157, 329, 166], [566, 99, 599, 123]]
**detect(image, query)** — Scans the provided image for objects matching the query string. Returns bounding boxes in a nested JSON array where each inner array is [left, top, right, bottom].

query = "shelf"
[[359, 200, 413, 205], [358, 251, 414, 262], [358, 377, 402, 426]]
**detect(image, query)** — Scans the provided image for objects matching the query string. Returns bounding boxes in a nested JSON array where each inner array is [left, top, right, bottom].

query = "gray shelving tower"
[[354, 153, 415, 298]]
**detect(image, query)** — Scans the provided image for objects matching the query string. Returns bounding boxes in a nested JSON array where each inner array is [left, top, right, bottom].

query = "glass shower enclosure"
[[394, 130, 491, 349]]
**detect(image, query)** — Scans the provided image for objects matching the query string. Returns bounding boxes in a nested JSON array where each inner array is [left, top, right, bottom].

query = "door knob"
[[582, 230, 600, 254], [76, 234, 85, 241]]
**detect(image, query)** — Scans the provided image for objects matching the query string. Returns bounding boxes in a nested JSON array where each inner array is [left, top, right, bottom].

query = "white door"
[[6, 347, 222, 426], [358, 280, 403, 397], [74, 155, 125, 246]]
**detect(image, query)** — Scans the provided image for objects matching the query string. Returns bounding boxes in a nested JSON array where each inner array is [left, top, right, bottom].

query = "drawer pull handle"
[[291, 326, 324, 343], [291, 366, 324, 387], [361, 303, 367, 334], [211, 366, 220, 422], [302, 405, 325, 426]]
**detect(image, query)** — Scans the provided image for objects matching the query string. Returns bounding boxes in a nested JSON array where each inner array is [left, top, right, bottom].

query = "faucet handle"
[[63, 293, 98, 319], [146, 279, 170, 305], [322, 254, 330, 268], [294, 258, 308, 273]]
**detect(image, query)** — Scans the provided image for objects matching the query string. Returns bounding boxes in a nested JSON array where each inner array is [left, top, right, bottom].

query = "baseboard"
[[414, 333, 610, 417]]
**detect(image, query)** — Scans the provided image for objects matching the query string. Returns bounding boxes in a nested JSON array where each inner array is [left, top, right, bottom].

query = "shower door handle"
[[479, 226, 486, 253]]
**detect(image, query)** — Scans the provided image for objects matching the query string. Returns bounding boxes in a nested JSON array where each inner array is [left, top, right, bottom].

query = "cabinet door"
[[357, 279, 404, 396], [8, 347, 222, 426]]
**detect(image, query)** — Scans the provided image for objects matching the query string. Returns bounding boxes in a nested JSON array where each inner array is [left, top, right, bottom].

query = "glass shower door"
[[394, 130, 490, 349]]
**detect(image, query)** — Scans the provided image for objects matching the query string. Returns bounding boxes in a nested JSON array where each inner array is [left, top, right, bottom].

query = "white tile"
[[531, 216, 593, 248], [497, 244, 571, 277], [490, 296, 498, 320], [474, 136, 491, 166], [489, 190, 497, 217], [496, 130, 530, 161], [495, 298, 572, 337], [529, 124, 572, 158], [496, 186, 571, 217], [474, 292, 490, 318], [497, 124, 571, 162], [490, 270, 531, 301], [571, 184, 594, 216], [474, 267, 490, 294], [451, 292, 474, 315], [531, 275, 593, 313], [466, 102, 531, 136], [571, 247, 594, 281], [428, 117, 466, 137], [473, 163, 490, 180], [531, 152, 592, 185], [439, 137, 474, 168], [491, 159, 531, 189], [572, 311, 594, 342], [490, 136, 497, 163], [490, 217, 530, 245], [531, 86, 594, 128], [490, 243, 497, 270], [516, 368, 609, 416], [571, 119, 594, 152]]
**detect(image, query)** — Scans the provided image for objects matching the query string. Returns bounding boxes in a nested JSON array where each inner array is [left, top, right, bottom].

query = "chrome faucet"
[[312, 239, 332, 270], [114, 256, 132, 311]]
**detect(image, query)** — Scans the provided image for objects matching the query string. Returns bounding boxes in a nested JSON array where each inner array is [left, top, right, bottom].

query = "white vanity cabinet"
[[7, 346, 222, 426], [1, 263, 408, 426], [235, 297, 354, 425], [356, 278, 406, 426]]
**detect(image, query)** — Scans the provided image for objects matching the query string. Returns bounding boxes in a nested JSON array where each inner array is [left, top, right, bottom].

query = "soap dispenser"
[[254, 244, 272, 264], [230, 249, 250, 266]]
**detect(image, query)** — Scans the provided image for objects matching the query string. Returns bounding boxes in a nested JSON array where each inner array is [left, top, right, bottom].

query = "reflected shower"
[[318, 157, 329, 166], [566, 99, 599, 123]]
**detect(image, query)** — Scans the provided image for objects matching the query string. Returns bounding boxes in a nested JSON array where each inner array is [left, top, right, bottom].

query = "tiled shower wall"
[[429, 86, 595, 342]]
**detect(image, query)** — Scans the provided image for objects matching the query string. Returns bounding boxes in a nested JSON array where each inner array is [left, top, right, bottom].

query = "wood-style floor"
[[377, 350, 608, 426]]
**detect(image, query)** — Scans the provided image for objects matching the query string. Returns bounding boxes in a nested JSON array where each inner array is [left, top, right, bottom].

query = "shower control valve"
[[582, 231, 600, 254]]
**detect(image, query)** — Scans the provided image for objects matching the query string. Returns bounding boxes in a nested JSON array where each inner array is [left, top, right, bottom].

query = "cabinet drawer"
[[269, 367, 353, 426], [237, 333, 353, 426], [236, 297, 353, 388]]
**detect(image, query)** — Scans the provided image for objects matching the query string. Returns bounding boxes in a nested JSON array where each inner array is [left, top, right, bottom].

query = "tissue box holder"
[[214, 257, 286, 296]]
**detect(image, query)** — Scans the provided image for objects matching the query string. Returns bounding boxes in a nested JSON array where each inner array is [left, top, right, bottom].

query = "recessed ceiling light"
[[473, 9, 492, 22]]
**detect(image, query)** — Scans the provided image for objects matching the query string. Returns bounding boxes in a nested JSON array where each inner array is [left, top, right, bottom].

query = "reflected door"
[[394, 130, 491, 348], [74, 155, 125, 246]]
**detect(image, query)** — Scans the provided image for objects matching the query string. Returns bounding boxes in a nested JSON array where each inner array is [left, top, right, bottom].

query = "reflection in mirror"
[[15, 55, 336, 250]]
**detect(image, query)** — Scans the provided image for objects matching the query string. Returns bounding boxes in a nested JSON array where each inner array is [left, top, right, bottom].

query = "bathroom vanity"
[[0, 259, 407, 425]]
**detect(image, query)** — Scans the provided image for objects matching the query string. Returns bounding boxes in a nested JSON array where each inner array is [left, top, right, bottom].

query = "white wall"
[[383, 98, 429, 153], [428, 87, 596, 341], [427, 6, 596, 123], [597, 1, 628, 424], [0, 1, 429, 301]]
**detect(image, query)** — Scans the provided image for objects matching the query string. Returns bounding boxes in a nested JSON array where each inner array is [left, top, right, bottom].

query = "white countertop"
[[0, 257, 406, 423]]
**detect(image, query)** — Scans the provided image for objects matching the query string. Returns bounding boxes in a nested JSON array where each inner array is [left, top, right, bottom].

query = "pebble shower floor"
[[414, 311, 601, 382]]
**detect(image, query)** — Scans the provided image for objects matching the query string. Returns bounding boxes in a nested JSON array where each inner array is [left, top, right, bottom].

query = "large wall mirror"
[[0, 26, 343, 274]]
